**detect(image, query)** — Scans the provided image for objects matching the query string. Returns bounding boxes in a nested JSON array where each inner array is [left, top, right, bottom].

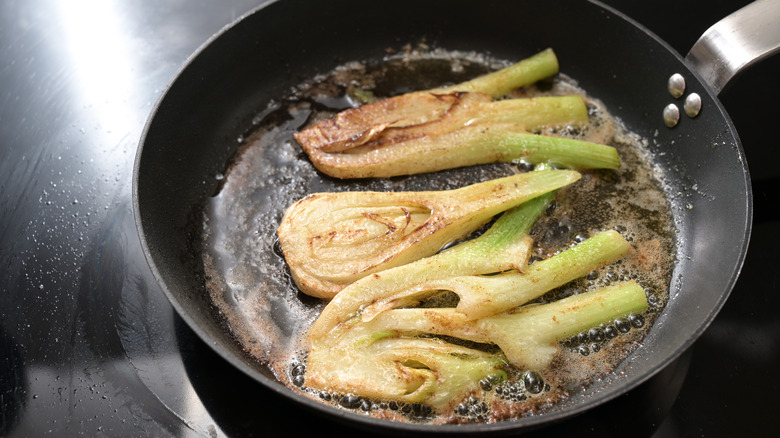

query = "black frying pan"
[[133, 0, 762, 434]]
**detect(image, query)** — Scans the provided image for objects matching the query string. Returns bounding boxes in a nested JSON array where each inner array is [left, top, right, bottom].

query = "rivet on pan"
[[668, 73, 686, 98], [663, 103, 680, 128], [684, 93, 702, 118]]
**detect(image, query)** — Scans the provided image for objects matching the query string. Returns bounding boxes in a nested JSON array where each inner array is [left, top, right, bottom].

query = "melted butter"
[[201, 49, 677, 424]]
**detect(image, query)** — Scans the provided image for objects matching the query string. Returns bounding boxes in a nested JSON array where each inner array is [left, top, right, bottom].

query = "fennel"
[[300, 123, 620, 179], [304, 281, 647, 406], [277, 170, 579, 298], [311, 229, 631, 336], [293, 49, 621, 178]]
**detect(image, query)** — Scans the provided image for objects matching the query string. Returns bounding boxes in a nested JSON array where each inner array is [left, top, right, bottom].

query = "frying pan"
[[133, 0, 776, 434]]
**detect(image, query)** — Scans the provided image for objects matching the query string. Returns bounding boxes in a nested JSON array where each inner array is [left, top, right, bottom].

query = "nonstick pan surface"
[[133, 0, 752, 433]]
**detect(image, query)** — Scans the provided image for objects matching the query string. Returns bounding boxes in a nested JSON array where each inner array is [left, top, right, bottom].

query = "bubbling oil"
[[201, 47, 677, 424]]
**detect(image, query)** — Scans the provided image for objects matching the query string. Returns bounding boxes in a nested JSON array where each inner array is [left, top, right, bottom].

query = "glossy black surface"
[[1, 0, 776, 436]]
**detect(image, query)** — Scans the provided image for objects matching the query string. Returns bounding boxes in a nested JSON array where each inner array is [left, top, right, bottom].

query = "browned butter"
[[201, 47, 677, 424]]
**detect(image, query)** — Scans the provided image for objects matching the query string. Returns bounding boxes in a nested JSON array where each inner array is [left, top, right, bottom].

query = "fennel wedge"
[[296, 49, 561, 154], [277, 170, 580, 298], [299, 123, 620, 179], [309, 228, 630, 340]]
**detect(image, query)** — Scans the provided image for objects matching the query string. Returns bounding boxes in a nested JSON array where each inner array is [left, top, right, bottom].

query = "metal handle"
[[686, 0, 780, 95]]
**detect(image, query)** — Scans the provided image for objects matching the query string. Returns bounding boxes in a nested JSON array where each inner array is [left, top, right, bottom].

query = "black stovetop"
[[1, 1, 777, 436]]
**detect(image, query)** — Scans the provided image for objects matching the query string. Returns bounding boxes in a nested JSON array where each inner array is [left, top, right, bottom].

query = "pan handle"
[[686, 0, 780, 95]]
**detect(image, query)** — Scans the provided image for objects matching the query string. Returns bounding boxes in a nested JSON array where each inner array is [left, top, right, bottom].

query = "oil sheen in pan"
[[201, 47, 677, 424]]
